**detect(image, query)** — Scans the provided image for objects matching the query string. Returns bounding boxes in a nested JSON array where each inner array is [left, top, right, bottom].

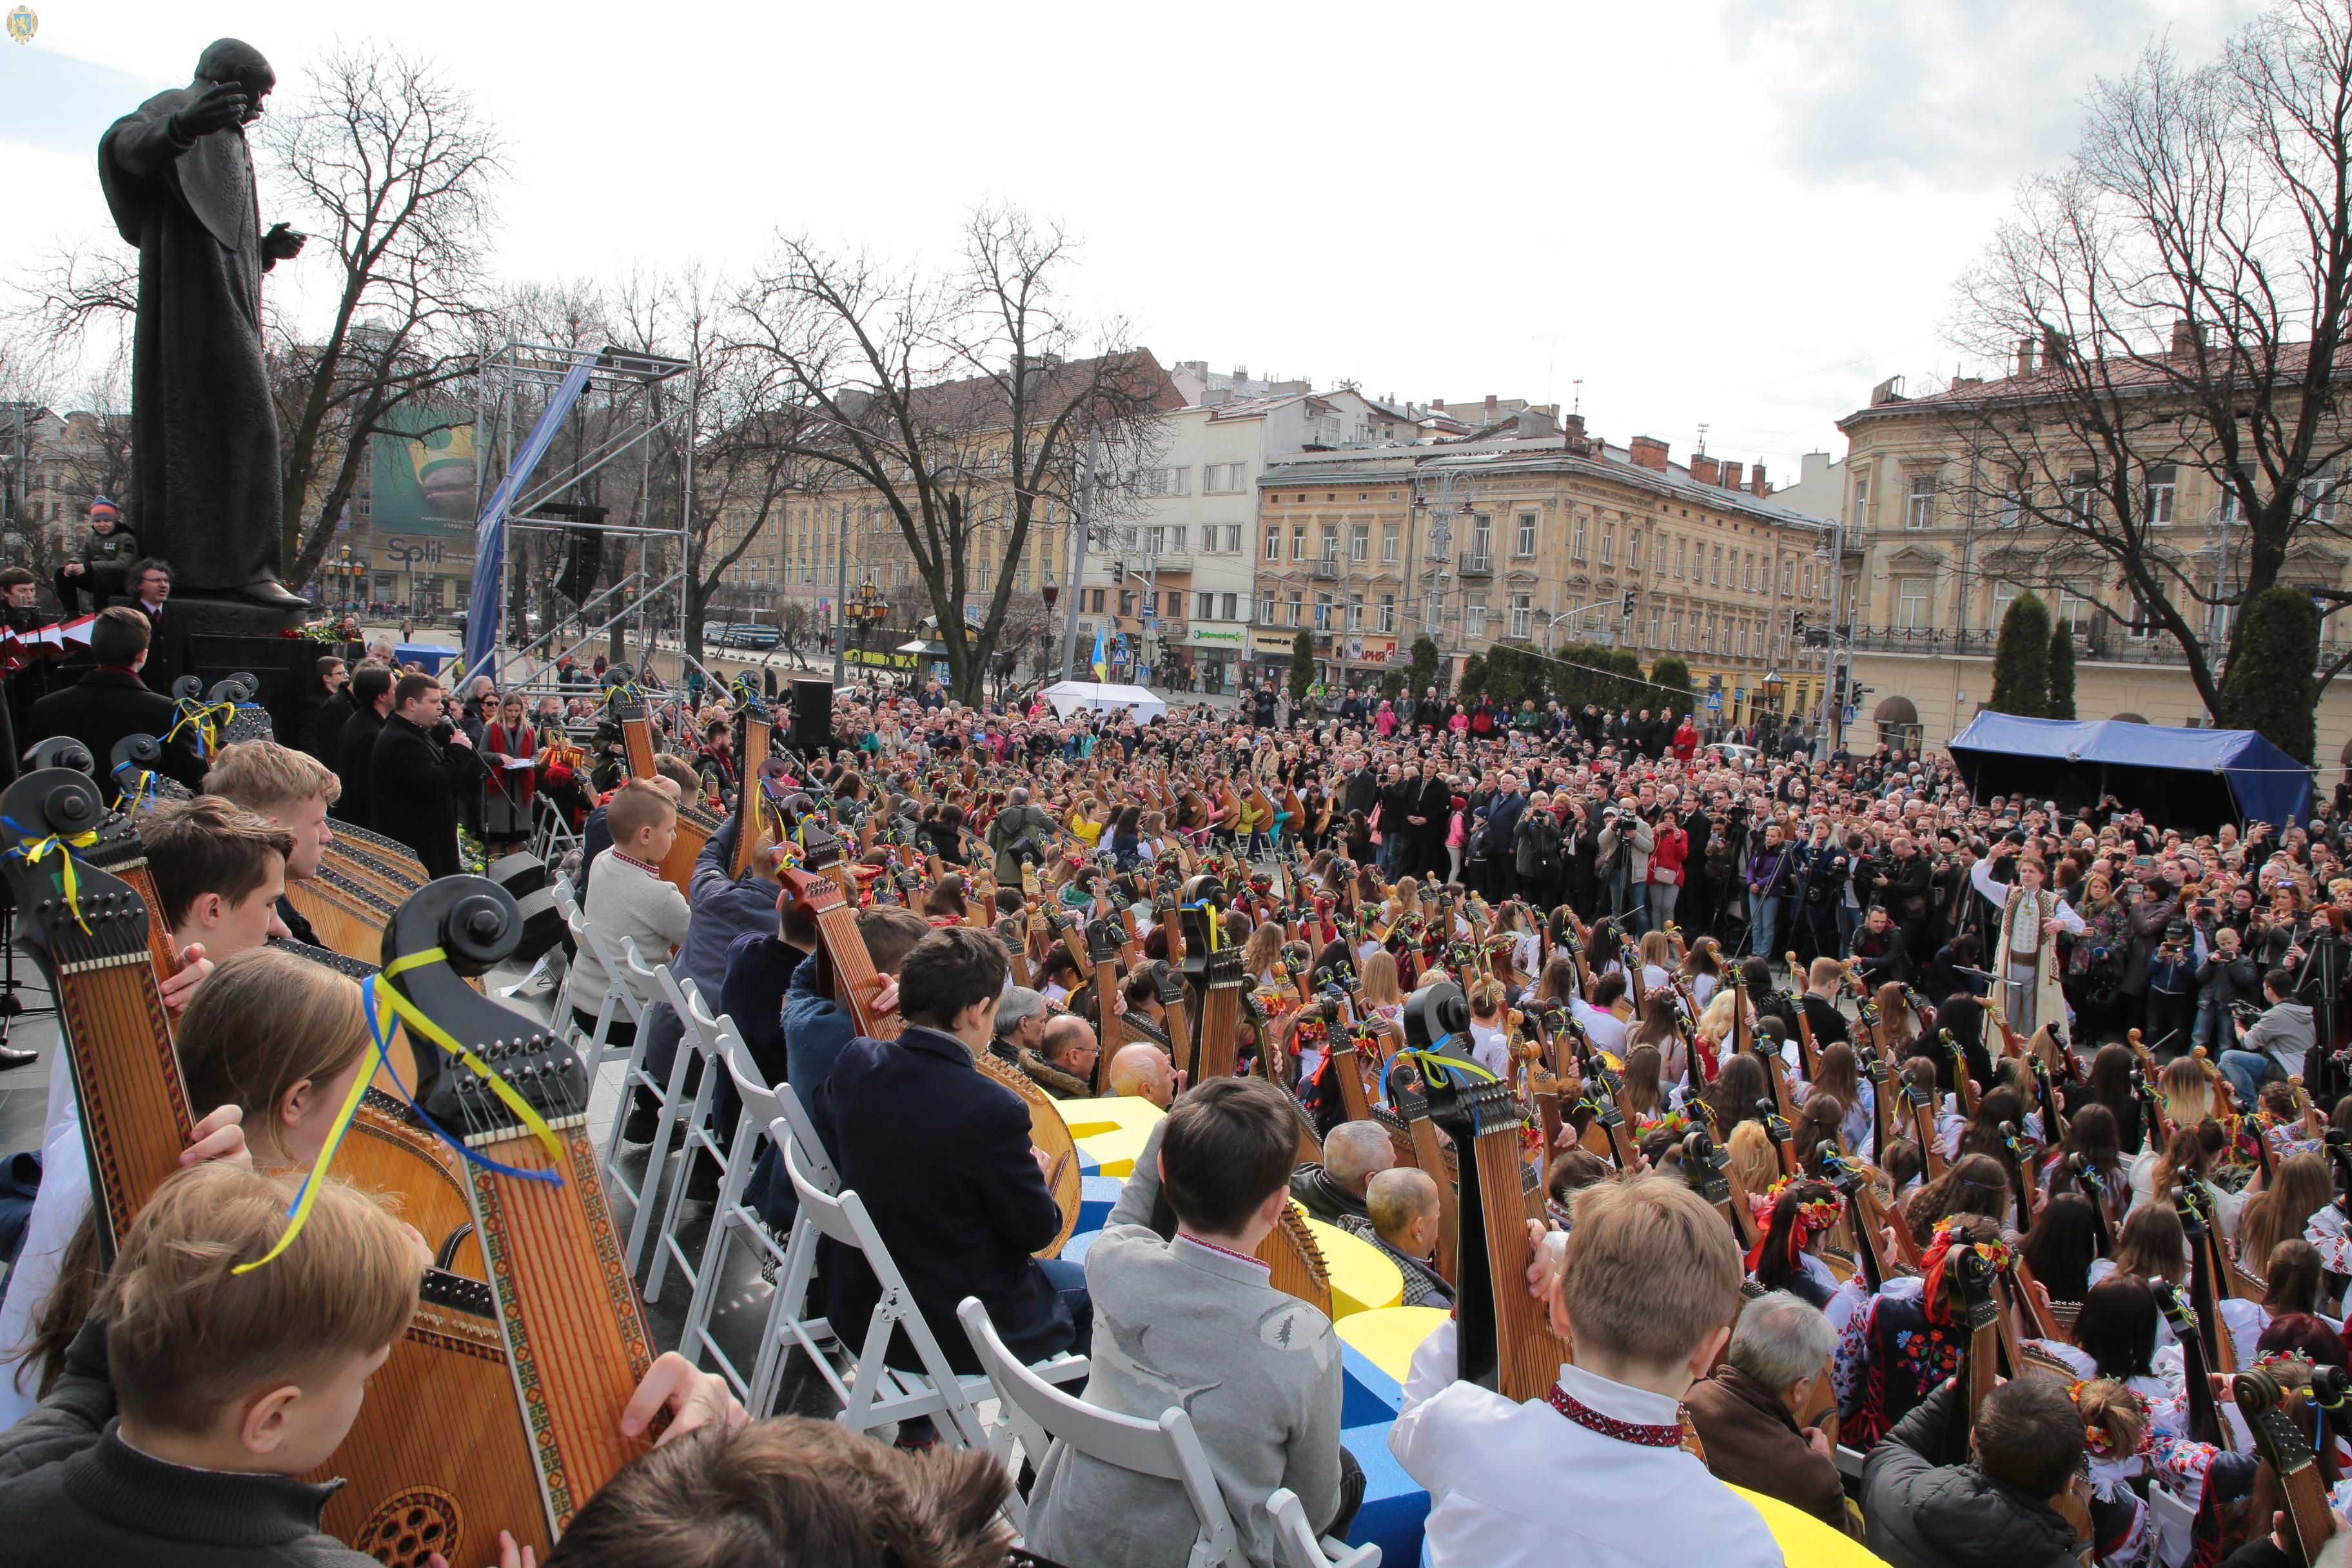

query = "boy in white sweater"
[[567, 779, 692, 1037]]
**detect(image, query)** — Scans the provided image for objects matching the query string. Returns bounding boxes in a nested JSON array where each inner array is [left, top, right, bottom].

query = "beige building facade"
[[1834, 362, 2352, 765]]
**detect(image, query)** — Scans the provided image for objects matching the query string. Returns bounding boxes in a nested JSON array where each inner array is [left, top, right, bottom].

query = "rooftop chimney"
[[1720, 460, 1744, 491], [2015, 338, 2037, 378], [1562, 412, 1591, 455], [1689, 453, 1721, 485], [1482, 394, 1498, 422], [1749, 463, 1770, 498], [2172, 318, 2202, 360], [1630, 435, 1669, 472], [2041, 327, 2070, 369]]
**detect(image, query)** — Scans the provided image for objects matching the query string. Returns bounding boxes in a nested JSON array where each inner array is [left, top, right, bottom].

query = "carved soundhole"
[[353, 1487, 460, 1568]]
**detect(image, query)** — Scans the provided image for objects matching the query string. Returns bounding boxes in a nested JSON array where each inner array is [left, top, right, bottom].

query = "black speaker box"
[[789, 678, 834, 752]]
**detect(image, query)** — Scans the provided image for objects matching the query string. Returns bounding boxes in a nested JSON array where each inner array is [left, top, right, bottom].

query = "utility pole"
[[1057, 431, 1099, 684]]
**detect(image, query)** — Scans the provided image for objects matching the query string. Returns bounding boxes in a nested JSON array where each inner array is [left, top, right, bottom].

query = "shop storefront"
[[1188, 623, 1244, 694]]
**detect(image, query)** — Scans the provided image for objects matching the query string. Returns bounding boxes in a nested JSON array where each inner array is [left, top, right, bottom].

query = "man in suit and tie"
[[125, 558, 197, 696]]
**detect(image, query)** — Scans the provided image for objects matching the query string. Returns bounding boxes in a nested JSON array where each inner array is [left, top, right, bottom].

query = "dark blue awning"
[[1947, 712, 2312, 826]]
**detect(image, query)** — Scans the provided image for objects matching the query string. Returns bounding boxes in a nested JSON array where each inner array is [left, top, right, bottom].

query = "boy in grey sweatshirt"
[[1023, 1079, 1358, 1568]]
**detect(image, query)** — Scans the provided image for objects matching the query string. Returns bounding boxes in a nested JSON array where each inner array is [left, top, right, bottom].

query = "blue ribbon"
[[360, 974, 564, 1187]]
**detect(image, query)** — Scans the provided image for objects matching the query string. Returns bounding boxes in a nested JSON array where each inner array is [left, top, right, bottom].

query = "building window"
[[2303, 464, 2338, 524], [1315, 593, 1332, 628], [1669, 609, 1682, 649], [1264, 527, 1281, 562], [1516, 512, 1538, 556], [1851, 475, 1870, 530], [2146, 464, 2176, 525], [1780, 559, 1793, 596], [1511, 594, 1532, 638], [1466, 595, 1488, 638], [1349, 524, 1369, 562], [1088, 588, 1105, 613], [1600, 526, 1614, 567], [1648, 604, 1661, 647], [1291, 524, 1308, 561], [1710, 545, 1723, 587], [1674, 537, 1685, 578], [1286, 589, 1303, 625], [1905, 475, 1937, 530], [1382, 525, 1400, 563], [1998, 475, 2026, 527], [1627, 529, 1642, 573], [1472, 514, 1492, 560], [1347, 591, 1364, 629], [1896, 576, 1930, 630], [1222, 593, 1238, 620], [1197, 592, 1215, 620], [1990, 580, 2018, 628], [1118, 589, 1134, 616], [2067, 469, 2099, 520], [1377, 593, 1395, 632], [1572, 516, 1587, 561], [1259, 589, 1276, 623]]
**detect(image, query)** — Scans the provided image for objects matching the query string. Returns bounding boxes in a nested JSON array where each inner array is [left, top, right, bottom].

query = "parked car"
[[718, 622, 781, 650]]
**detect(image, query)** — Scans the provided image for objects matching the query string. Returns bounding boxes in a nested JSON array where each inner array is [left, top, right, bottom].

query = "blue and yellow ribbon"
[[231, 950, 567, 1275], [163, 699, 236, 759], [110, 763, 157, 814], [3, 817, 100, 933]]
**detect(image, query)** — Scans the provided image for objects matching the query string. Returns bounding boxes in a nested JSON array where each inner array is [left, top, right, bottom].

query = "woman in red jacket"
[[1672, 714, 1699, 761], [1647, 809, 1689, 936]]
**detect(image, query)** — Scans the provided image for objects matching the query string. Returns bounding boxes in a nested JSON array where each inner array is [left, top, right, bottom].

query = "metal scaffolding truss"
[[469, 341, 693, 692]]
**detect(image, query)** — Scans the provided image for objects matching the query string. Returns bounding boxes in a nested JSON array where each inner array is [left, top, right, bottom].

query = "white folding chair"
[[640, 970, 730, 1302], [781, 1137, 1087, 1449], [1266, 1488, 1380, 1568], [747, 1087, 839, 1418], [616, 938, 692, 1275], [956, 1295, 1232, 1563], [2148, 1484, 2196, 1568], [554, 883, 643, 1085], [532, 792, 582, 864], [678, 1023, 796, 1401]]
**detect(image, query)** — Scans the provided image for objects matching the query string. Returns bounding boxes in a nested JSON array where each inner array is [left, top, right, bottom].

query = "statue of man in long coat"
[[98, 37, 308, 607]]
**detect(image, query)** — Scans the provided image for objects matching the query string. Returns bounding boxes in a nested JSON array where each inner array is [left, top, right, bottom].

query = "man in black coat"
[[124, 558, 198, 696], [1410, 758, 1452, 879], [369, 672, 483, 878], [27, 606, 208, 804], [1340, 753, 1381, 821], [333, 663, 393, 826], [304, 654, 354, 767]]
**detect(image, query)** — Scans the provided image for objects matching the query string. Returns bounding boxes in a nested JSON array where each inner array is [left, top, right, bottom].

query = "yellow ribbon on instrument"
[[229, 1032, 378, 1275], [376, 945, 566, 1168], [163, 699, 237, 758], [6, 825, 101, 933]]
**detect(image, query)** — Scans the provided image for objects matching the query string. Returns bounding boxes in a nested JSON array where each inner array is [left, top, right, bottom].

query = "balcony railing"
[[1458, 553, 1493, 577], [1845, 624, 2230, 667], [1310, 558, 1340, 580]]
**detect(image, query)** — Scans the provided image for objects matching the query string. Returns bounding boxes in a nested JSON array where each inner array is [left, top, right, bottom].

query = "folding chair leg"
[[680, 1107, 761, 1370], [623, 1026, 696, 1277], [645, 1062, 720, 1303], [752, 1210, 823, 1416]]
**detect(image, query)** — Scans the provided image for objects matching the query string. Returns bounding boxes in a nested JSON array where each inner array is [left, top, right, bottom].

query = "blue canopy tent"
[[1946, 712, 2312, 828]]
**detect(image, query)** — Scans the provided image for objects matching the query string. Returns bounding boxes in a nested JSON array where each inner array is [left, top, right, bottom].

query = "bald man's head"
[[1106, 1043, 1177, 1108], [1322, 1121, 1398, 1197], [1366, 1166, 1440, 1250]]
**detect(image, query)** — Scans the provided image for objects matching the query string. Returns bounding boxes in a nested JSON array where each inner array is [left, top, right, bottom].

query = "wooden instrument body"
[[779, 865, 901, 1041], [973, 1048, 1084, 1259], [1253, 1204, 1333, 1318], [0, 776, 191, 1259], [2235, 1369, 2337, 1565], [1434, 1080, 1569, 1402], [329, 876, 656, 1561], [1195, 946, 1245, 1083], [726, 706, 776, 881]]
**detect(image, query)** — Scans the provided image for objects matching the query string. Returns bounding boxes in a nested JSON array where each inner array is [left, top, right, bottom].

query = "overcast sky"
[[0, 0, 2260, 485]]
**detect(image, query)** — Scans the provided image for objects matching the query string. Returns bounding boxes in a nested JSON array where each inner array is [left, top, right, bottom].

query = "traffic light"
[[1620, 589, 1635, 622], [1848, 678, 1865, 708], [1792, 612, 1808, 638]]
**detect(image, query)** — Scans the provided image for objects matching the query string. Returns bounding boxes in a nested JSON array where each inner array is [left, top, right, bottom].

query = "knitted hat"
[[87, 497, 119, 520]]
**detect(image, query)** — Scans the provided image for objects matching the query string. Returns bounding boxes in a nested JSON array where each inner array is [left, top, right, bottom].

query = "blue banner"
[[463, 358, 597, 679]]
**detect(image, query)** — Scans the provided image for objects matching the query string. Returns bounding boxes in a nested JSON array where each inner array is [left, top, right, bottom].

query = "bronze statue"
[[99, 38, 307, 608]]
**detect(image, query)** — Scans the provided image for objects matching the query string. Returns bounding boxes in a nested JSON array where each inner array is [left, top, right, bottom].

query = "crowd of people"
[[12, 599, 2352, 1567]]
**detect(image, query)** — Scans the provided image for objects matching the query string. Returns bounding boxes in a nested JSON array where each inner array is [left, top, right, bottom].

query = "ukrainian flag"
[[1090, 625, 1108, 681]]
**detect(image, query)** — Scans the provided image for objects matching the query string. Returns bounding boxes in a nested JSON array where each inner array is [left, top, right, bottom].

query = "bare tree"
[[1945, 0, 2352, 710], [734, 204, 1170, 702], [262, 44, 504, 587]]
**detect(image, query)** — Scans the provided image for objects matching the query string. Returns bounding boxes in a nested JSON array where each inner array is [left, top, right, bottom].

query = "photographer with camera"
[[988, 785, 1057, 884], [368, 672, 482, 878]]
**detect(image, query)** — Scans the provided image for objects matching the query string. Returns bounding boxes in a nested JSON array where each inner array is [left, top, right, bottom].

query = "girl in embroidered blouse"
[[1800, 1042, 1877, 1160], [1828, 1212, 2005, 1449]]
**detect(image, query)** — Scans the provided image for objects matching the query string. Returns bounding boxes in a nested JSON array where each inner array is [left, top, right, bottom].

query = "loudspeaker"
[[538, 504, 609, 603], [788, 679, 834, 754]]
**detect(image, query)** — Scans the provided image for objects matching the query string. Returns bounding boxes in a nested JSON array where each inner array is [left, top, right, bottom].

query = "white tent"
[[1037, 680, 1166, 722]]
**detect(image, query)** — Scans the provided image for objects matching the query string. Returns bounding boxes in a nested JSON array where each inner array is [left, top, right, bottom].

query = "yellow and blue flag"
[[1090, 625, 1108, 681]]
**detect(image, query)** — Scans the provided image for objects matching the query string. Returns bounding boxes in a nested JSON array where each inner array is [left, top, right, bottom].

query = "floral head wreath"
[[1743, 1178, 1846, 1275], [2066, 1380, 2146, 1458], [1916, 1217, 2013, 1323]]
